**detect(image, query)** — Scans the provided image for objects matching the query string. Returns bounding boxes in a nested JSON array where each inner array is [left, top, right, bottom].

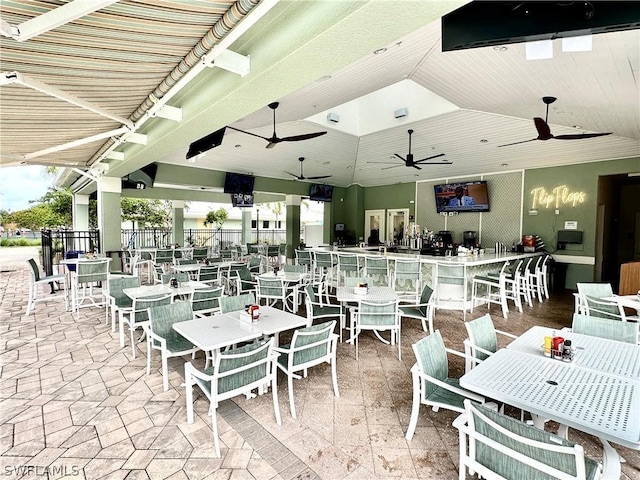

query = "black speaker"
[[186, 127, 226, 159]]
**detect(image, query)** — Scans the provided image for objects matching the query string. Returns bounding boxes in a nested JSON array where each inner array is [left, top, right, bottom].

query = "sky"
[[0, 166, 53, 212]]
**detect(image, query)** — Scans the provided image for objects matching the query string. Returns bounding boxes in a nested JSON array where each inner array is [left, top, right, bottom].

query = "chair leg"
[[288, 373, 296, 419], [271, 376, 282, 426], [331, 356, 340, 398], [405, 371, 421, 440], [146, 338, 152, 375], [212, 408, 221, 458], [119, 314, 126, 348], [162, 353, 169, 391], [185, 365, 194, 423], [130, 326, 136, 359]]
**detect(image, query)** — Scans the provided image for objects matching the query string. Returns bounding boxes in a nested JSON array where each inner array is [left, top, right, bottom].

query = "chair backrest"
[[412, 330, 448, 398], [131, 293, 172, 324], [572, 313, 638, 344], [257, 276, 284, 298], [236, 266, 253, 281], [148, 301, 194, 342], [214, 339, 275, 395], [576, 282, 614, 299], [267, 245, 280, 256], [464, 314, 498, 362], [27, 258, 41, 281], [394, 259, 421, 280], [418, 284, 434, 315], [337, 253, 360, 271], [582, 295, 625, 320], [76, 259, 110, 284], [248, 256, 262, 273], [344, 276, 372, 287], [314, 251, 333, 268], [461, 400, 599, 480], [286, 321, 337, 369], [161, 272, 189, 284], [155, 249, 173, 263], [503, 259, 522, 278], [436, 262, 465, 286], [220, 293, 256, 313], [295, 249, 312, 266], [304, 284, 317, 304], [357, 300, 399, 327], [283, 264, 306, 273], [220, 249, 233, 259], [177, 259, 197, 265], [364, 256, 389, 276], [107, 276, 140, 307], [191, 286, 224, 314], [192, 247, 209, 260], [198, 265, 220, 283]]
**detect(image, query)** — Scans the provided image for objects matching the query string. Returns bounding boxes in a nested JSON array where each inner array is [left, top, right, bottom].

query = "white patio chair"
[[453, 399, 601, 480], [463, 313, 517, 373], [119, 293, 172, 358], [398, 283, 435, 335], [104, 275, 140, 332], [191, 286, 224, 317], [274, 320, 339, 418], [25, 258, 68, 315], [71, 258, 110, 313], [405, 330, 485, 441], [352, 300, 401, 360], [185, 338, 281, 457], [572, 313, 639, 344], [145, 302, 199, 391]]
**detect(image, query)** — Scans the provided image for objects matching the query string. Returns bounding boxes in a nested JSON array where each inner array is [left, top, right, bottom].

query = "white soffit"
[[305, 79, 460, 136]]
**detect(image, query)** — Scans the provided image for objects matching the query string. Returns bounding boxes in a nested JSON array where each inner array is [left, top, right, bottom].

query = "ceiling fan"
[[368, 129, 451, 170], [227, 101, 327, 149], [497, 96, 612, 147], [286, 157, 332, 181]]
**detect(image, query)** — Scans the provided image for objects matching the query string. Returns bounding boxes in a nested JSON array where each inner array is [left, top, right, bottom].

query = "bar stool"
[[471, 262, 511, 318]]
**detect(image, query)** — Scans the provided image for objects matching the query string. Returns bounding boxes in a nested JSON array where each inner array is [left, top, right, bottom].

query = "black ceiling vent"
[[186, 127, 226, 160], [442, 1, 640, 52]]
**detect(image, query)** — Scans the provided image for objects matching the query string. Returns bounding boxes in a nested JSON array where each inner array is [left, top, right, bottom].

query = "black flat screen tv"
[[309, 184, 333, 202], [434, 180, 490, 213], [231, 193, 254, 208], [224, 172, 254, 194]]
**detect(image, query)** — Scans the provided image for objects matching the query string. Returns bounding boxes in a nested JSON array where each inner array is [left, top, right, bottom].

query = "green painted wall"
[[523, 157, 640, 288], [364, 183, 416, 217]]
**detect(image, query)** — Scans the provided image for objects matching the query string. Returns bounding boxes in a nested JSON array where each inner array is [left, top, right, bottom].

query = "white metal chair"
[[392, 258, 422, 302], [185, 338, 281, 457], [363, 255, 391, 287], [571, 313, 639, 344], [303, 284, 344, 339], [191, 286, 225, 317], [336, 253, 361, 287], [256, 276, 287, 309], [198, 264, 221, 287], [119, 293, 172, 358], [405, 330, 486, 441], [219, 292, 256, 314], [463, 313, 517, 373], [352, 300, 401, 360], [145, 301, 199, 391], [274, 320, 339, 418], [26, 258, 68, 315], [471, 262, 512, 318], [453, 399, 601, 480], [435, 262, 468, 320], [104, 275, 140, 332], [71, 258, 110, 313], [398, 284, 435, 334]]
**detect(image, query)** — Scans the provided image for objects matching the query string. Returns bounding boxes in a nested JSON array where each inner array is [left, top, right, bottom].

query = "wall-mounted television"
[[224, 172, 254, 194], [434, 180, 490, 213], [335, 223, 345, 231], [231, 193, 254, 208], [309, 184, 333, 202]]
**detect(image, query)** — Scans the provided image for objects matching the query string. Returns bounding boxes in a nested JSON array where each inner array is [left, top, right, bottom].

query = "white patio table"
[[460, 331, 640, 479], [224, 305, 309, 346], [123, 281, 209, 301], [603, 294, 640, 316]]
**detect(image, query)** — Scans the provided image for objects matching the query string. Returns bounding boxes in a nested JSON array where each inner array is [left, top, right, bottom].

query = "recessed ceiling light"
[[317, 75, 332, 82], [235, 144, 241, 148], [573, 125, 582, 129], [493, 46, 508, 51], [322, 161, 330, 165], [346, 166, 352, 169], [480, 139, 488, 143], [373, 47, 387, 55], [501, 163, 509, 167], [389, 155, 396, 159]]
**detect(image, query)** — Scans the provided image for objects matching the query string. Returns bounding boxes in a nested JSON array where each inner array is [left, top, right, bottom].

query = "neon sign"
[[530, 185, 587, 209]]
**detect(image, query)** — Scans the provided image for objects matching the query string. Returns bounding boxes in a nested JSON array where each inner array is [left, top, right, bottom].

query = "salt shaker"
[[562, 339, 574, 363]]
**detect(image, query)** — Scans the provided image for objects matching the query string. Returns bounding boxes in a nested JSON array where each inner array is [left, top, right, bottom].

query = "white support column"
[[241, 209, 252, 245], [72, 194, 90, 231], [172, 200, 185, 246], [97, 176, 121, 269]]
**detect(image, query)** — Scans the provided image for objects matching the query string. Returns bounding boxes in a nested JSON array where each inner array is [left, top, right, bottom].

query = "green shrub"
[[0, 238, 41, 247]]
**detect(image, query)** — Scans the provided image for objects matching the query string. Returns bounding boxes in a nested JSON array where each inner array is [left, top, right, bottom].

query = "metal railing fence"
[[121, 228, 287, 250], [41, 229, 101, 276]]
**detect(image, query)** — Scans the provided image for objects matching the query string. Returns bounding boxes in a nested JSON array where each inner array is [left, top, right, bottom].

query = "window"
[[276, 221, 282, 229], [251, 220, 257, 228], [262, 220, 270, 229]]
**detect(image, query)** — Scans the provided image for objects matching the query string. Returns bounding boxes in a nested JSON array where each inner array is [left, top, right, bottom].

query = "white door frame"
[[364, 209, 386, 244], [387, 208, 409, 244]]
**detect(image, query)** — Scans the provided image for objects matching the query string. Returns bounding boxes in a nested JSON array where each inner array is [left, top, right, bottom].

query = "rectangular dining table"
[[123, 281, 210, 301], [460, 329, 640, 479], [224, 305, 309, 346]]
